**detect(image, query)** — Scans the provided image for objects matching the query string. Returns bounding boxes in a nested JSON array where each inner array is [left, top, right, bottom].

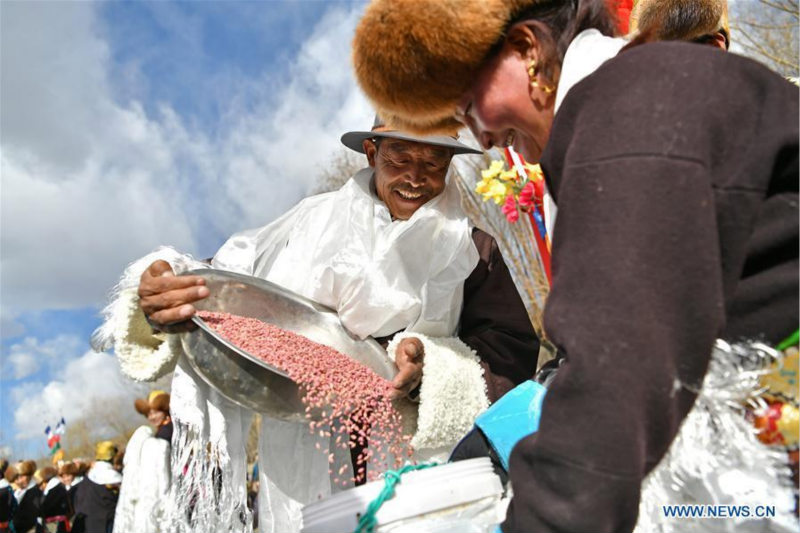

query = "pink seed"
[[197, 310, 412, 485]]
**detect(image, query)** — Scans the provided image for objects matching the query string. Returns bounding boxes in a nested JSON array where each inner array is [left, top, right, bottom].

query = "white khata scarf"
[[96, 167, 481, 533]]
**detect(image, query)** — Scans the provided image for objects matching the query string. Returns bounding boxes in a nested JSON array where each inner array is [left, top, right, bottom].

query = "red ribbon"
[[608, 0, 634, 34], [45, 515, 72, 532], [503, 147, 552, 285]]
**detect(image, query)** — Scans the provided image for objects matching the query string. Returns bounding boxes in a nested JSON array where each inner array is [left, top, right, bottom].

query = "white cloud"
[[10, 381, 46, 406], [0, 309, 25, 338], [11, 349, 149, 440], [1, 2, 374, 330], [5, 351, 38, 381], [3, 334, 85, 379]]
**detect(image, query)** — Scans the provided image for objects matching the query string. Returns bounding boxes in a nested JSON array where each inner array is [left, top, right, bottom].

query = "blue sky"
[[1, 0, 374, 459]]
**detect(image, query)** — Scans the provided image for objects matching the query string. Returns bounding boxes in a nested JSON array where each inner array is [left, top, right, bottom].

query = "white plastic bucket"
[[301, 457, 504, 533]]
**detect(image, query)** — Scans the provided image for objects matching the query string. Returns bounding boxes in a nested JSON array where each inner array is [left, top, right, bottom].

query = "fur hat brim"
[[4, 465, 18, 483], [353, 0, 540, 135], [34, 466, 57, 484], [58, 462, 78, 477], [16, 460, 36, 477]]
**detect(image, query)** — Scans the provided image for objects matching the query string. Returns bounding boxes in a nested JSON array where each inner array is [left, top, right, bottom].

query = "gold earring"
[[528, 59, 555, 94], [527, 59, 537, 79]]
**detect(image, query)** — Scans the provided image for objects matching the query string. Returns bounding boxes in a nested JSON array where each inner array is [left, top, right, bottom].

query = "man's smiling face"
[[365, 138, 453, 220]]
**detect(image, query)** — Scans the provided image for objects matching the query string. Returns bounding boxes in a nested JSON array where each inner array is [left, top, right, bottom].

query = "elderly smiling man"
[[94, 117, 539, 533]]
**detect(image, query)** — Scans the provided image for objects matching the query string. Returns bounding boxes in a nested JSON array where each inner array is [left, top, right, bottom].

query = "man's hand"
[[138, 260, 209, 329], [391, 337, 424, 399]]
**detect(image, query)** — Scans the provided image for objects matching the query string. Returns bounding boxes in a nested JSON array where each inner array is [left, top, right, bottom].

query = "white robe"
[[113, 425, 171, 533]]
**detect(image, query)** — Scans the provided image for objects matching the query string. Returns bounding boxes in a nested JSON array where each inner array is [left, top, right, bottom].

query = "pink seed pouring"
[[197, 310, 412, 484]]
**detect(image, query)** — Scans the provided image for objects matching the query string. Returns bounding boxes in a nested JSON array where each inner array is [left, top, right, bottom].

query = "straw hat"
[[95, 441, 118, 462], [134, 390, 170, 416], [353, 0, 542, 135]]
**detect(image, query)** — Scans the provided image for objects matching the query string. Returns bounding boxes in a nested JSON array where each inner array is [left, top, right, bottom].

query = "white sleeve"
[[91, 246, 208, 382]]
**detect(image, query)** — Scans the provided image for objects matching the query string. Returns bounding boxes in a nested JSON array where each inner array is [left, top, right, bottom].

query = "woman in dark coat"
[[57, 462, 82, 529], [12, 460, 42, 533], [0, 461, 17, 533], [72, 443, 122, 533], [353, 0, 798, 531], [35, 467, 71, 533]]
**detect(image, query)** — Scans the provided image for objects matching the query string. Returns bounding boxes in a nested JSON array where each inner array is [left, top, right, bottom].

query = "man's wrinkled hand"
[[138, 260, 209, 330], [391, 337, 424, 399]]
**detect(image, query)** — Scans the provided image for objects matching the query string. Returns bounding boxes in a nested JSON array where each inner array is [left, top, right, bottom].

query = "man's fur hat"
[[15, 460, 36, 477], [73, 460, 90, 476], [134, 389, 170, 416], [353, 0, 542, 135], [58, 462, 78, 477], [630, 0, 729, 47], [34, 466, 57, 485], [4, 464, 18, 483]]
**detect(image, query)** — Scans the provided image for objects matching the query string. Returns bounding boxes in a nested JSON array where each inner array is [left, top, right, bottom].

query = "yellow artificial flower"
[[481, 160, 505, 181], [475, 177, 493, 195], [499, 169, 518, 182], [476, 177, 508, 203], [486, 180, 509, 204], [525, 162, 544, 181]]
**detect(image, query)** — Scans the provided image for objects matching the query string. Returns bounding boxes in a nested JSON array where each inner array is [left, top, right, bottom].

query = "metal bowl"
[[179, 268, 397, 421]]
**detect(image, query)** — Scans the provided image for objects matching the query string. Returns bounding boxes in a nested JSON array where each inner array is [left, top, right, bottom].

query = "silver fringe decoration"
[[635, 340, 798, 533], [165, 421, 253, 533]]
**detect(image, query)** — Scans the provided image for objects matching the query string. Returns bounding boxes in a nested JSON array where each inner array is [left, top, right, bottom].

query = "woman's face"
[[147, 409, 168, 428], [456, 37, 554, 162], [15, 474, 30, 488], [60, 473, 74, 486]]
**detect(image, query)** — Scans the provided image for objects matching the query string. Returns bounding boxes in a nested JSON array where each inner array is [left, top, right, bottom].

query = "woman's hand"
[[138, 260, 209, 330], [391, 337, 424, 399]]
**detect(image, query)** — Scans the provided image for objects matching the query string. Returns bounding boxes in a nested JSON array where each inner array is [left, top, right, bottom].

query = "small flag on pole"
[[44, 418, 65, 458]]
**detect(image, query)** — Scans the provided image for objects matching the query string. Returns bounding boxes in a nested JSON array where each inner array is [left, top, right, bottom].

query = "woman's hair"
[[494, 0, 618, 87]]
